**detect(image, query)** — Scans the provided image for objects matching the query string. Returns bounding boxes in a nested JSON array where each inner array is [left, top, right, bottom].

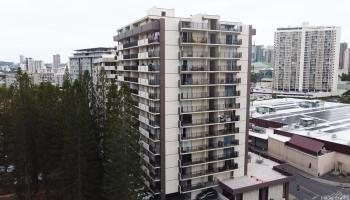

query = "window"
[[161, 11, 166, 16]]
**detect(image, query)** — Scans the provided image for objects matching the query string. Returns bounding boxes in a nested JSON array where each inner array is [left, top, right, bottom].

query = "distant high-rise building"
[[19, 55, 25, 64], [264, 45, 274, 65], [53, 54, 61, 68], [25, 57, 34, 72], [273, 23, 340, 93], [69, 48, 114, 81], [339, 43, 348, 71], [252, 45, 265, 62], [33, 60, 44, 73]]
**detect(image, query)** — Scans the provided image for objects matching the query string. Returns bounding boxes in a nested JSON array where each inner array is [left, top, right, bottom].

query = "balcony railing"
[[124, 76, 138, 83], [148, 37, 160, 44], [149, 79, 160, 85], [220, 25, 242, 32], [209, 65, 241, 71], [182, 65, 209, 72], [182, 37, 207, 44], [181, 116, 240, 126], [180, 163, 238, 179], [124, 65, 138, 71], [181, 22, 209, 30], [149, 51, 160, 58], [181, 51, 208, 58], [180, 151, 239, 166], [181, 128, 240, 140], [149, 93, 160, 99], [179, 181, 217, 193], [123, 41, 138, 48], [123, 53, 138, 59], [181, 78, 241, 85], [180, 103, 240, 113], [149, 106, 160, 113], [180, 140, 239, 153]]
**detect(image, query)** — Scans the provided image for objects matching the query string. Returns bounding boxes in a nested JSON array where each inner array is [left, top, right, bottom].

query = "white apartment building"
[[273, 23, 341, 93], [69, 47, 115, 81], [113, 7, 256, 200], [53, 54, 61, 68]]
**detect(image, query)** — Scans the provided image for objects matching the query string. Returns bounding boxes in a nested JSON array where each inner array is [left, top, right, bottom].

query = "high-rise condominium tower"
[[113, 7, 254, 200], [273, 23, 340, 93], [53, 54, 61, 68]]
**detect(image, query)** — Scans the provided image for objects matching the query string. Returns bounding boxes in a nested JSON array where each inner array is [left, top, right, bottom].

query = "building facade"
[[69, 47, 114, 81], [273, 23, 341, 93], [53, 54, 61, 68], [113, 7, 254, 200]]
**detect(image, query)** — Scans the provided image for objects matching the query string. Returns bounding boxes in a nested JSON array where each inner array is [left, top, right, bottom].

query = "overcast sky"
[[0, 0, 349, 63]]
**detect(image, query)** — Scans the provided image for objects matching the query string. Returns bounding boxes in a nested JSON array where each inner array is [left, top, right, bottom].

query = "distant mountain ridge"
[[0, 61, 14, 66]]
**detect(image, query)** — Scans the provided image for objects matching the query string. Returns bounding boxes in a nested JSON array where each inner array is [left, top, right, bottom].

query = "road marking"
[[300, 185, 319, 199]]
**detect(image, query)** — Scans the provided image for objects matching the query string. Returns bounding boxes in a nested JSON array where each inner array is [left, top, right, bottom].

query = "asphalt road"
[[286, 165, 350, 200]]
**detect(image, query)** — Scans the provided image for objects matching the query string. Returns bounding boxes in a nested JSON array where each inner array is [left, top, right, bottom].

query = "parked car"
[[196, 188, 218, 200]]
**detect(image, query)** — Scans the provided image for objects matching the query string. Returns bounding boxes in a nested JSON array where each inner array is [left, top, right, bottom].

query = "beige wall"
[[243, 190, 258, 200], [335, 153, 350, 175], [268, 138, 287, 161], [285, 146, 319, 176], [318, 152, 336, 176], [268, 184, 284, 200], [268, 137, 350, 176]]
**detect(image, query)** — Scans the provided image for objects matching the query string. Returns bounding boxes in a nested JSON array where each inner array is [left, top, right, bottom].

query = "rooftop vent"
[[332, 134, 337, 139]]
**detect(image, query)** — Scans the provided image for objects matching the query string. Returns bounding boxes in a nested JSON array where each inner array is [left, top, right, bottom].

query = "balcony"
[[181, 78, 241, 86], [123, 53, 138, 60], [181, 128, 240, 140], [148, 36, 160, 44], [181, 103, 240, 113], [181, 105, 209, 113], [149, 106, 160, 113], [180, 151, 239, 166], [179, 181, 217, 193], [149, 93, 160, 99], [180, 163, 238, 179], [181, 22, 209, 30], [181, 116, 240, 127], [149, 51, 160, 58], [180, 91, 238, 99], [123, 41, 138, 48], [181, 51, 208, 58], [180, 140, 239, 153], [209, 65, 241, 71], [124, 76, 138, 83], [182, 36, 207, 44], [220, 25, 242, 32], [124, 65, 138, 71], [182, 65, 209, 72], [149, 79, 160, 85]]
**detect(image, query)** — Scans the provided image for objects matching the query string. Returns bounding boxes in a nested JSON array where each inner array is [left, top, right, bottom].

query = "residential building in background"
[[264, 45, 274, 65], [19, 55, 25, 64], [273, 23, 341, 94], [112, 7, 289, 200], [251, 45, 274, 65], [53, 54, 61, 68], [69, 47, 114, 81], [252, 45, 265, 63], [339, 43, 350, 75]]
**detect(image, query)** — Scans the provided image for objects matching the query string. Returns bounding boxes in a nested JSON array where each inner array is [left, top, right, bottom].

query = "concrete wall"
[[285, 146, 318, 176], [268, 137, 286, 160], [317, 152, 336, 176], [268, 184, 284, 200], [335, 152, 350, 175], [243, 190, 258, 200]]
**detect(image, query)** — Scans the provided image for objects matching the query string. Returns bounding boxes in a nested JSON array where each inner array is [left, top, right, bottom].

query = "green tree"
[[104, 82, 146, 200]]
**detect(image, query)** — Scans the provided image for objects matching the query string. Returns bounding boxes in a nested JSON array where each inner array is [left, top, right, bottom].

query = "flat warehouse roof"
[[250, 98, 350, 146]]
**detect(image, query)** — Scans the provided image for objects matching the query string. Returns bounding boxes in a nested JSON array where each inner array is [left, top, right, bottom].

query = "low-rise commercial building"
[[249, 98, 350, 177]]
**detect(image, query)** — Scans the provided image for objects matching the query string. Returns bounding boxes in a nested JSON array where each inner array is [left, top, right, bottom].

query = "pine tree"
[[104, 81, 146, 200]]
